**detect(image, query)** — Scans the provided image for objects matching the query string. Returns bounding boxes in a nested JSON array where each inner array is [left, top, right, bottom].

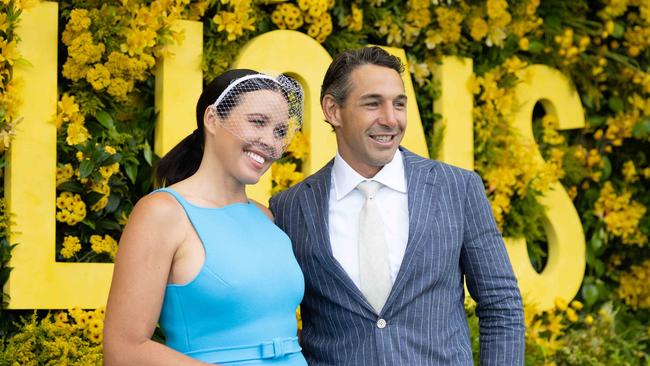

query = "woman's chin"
[[238, 166, 271, 186]]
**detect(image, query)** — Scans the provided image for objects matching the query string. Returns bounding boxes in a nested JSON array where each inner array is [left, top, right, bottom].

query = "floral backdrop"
[[0, 0, 649, 364]]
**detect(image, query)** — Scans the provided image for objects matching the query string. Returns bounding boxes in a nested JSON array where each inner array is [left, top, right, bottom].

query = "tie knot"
[[357, 180, 382, 199]]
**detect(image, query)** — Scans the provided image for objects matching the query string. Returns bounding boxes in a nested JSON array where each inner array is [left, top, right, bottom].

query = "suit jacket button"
[[376, 318, 387, 329]]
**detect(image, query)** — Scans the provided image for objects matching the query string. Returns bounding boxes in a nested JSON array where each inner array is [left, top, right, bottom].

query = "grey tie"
[[357, 180, 392, 313]]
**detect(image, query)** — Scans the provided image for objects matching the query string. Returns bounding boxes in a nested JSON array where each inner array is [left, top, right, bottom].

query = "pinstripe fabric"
[[270, 148, 525, 365]]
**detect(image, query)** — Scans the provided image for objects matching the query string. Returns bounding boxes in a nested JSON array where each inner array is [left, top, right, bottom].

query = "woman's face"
[[210, 89, 290, 185]]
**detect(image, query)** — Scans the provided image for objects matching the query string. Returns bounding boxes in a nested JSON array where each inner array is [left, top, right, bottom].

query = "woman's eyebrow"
[[246, 113, 271, 121]]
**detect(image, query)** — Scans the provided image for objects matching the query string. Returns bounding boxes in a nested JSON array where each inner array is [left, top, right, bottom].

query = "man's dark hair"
[[320, 46, 404, 106]]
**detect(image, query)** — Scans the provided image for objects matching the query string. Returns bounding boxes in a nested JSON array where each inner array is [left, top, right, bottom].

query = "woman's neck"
[[174, 158, 248, 208]]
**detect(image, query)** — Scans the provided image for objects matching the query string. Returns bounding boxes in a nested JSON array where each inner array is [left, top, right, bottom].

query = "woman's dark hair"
[[155, 69, 286, 187]]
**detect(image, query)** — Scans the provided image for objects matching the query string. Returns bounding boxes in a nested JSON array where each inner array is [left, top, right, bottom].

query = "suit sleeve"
[[460, 171, 525, 365], [269, 193, 283, 228]]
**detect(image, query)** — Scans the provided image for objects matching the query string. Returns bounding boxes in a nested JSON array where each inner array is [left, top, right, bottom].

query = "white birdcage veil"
[[207, 72, 304, 160]]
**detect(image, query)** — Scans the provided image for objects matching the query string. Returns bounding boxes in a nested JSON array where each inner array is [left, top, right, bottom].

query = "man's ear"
[[322, 95, 342, 128]]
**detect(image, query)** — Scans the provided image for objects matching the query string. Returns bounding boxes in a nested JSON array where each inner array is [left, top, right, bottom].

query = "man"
[[270, 46, 525, 365]]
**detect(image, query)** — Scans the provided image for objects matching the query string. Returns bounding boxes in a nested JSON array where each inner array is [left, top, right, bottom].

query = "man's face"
[[327, 64, 407, 178]]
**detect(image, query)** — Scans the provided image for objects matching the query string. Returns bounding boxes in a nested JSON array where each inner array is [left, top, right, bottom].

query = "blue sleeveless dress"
[[155, 188, 307, 365]]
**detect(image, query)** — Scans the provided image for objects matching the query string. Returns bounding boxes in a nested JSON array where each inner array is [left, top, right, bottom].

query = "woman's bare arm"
[[103, 193, 212, 366]]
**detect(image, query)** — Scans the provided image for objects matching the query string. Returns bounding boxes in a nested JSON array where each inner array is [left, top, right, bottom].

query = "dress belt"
[[186, 336, 302, 364]]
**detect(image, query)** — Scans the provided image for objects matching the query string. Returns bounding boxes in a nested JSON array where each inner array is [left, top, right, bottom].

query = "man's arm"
[[461, 171, 525, 365]]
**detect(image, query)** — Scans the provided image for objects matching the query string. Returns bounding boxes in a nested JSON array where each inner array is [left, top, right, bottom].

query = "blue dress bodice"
[[156, 188, 306, 365]]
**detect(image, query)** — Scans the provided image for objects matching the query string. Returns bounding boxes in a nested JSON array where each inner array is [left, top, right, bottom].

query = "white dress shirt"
[[328, 150, 409, 288]]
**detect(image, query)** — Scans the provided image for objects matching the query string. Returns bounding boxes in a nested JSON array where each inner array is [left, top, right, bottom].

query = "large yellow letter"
[[432, 56, 474, 170], [154, 21, 203, 157], [507, 65, 586, 310], [6, 2, 113, 309]]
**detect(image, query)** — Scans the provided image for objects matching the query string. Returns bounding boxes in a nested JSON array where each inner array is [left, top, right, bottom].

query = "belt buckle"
[[261, 338, 286, 359], [272, 338, 285, 359]]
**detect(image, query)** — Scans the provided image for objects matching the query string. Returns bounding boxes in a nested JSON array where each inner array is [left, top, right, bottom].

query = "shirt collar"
[[332, 149, 407, 200]]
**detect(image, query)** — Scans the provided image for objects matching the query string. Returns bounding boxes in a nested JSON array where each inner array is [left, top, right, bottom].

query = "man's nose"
[[380, 102, 399, 128]]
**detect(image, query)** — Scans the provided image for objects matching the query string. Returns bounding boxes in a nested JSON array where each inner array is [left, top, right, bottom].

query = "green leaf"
[[612, 22, 625, 38], [56, 180, 84, 193], [125, 162, 138, 184], [589, 228, 606, 254], [79, 160, 95, 179], [528, 41, 544, 54], [98, 220, 122, 231], [545, 15, 561, 31], [587, 115, 606, 127], [105, 193, 120, 213], [96, 110, 115, 131], [101, 153, 122, 166], [143, 141, 153, 166], [607, 96, 624, 113], [582, 283, 599, 306], [81, 220, 96, 229], [632, 117, 650, 139], [86, 191, 106, 207]]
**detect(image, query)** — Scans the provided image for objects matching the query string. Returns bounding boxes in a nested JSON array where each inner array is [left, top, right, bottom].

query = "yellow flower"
[[519, 37, 530, 51], [105, 145, 117, 155], [56, 192, 86, 225], [86, 64, 111, 91], [58, 94, 80, 119], [622, 160, 638, 182], [213, 0, 256, 41], [66, 121, 91, 146], [594, 182, 647, 245], [56, 163, 75, 186], [424, 30, 442, 49], [60, 236, 82, 259], [0, 39, 20, 65], [107, 77, 135, 101], [90, 234, 119, 259], [286, 131, 309, 160], [617, 260, 650, 309], [0, 13, 9, 33], [387, 24, 402, 46], [347, 4, 363, 32], [554, 297, 568, 311], [271, 162, 304, 194], [272, 3, 304, 30], [434, 7, 464, 45], [468, 17, 489, 41], [565, 307, 578, 322], [570, 300, 583, 310]]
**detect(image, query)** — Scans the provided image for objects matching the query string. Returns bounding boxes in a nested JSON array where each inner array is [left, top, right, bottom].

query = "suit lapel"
[[383, 148, 441, 312], [299, 161, 374, 313]]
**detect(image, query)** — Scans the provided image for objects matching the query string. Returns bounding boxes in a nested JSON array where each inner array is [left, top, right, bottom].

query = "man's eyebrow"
[[395, 94, 407, 101], [359, 94, 383, 100], [359, 93, 407, 101]]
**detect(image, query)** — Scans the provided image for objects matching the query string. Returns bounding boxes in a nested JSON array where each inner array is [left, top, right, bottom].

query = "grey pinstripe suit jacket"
[[269, 148, 525, 365]]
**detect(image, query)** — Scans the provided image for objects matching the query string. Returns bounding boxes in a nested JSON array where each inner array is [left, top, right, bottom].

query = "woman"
[[103, 69, 307, 366]]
